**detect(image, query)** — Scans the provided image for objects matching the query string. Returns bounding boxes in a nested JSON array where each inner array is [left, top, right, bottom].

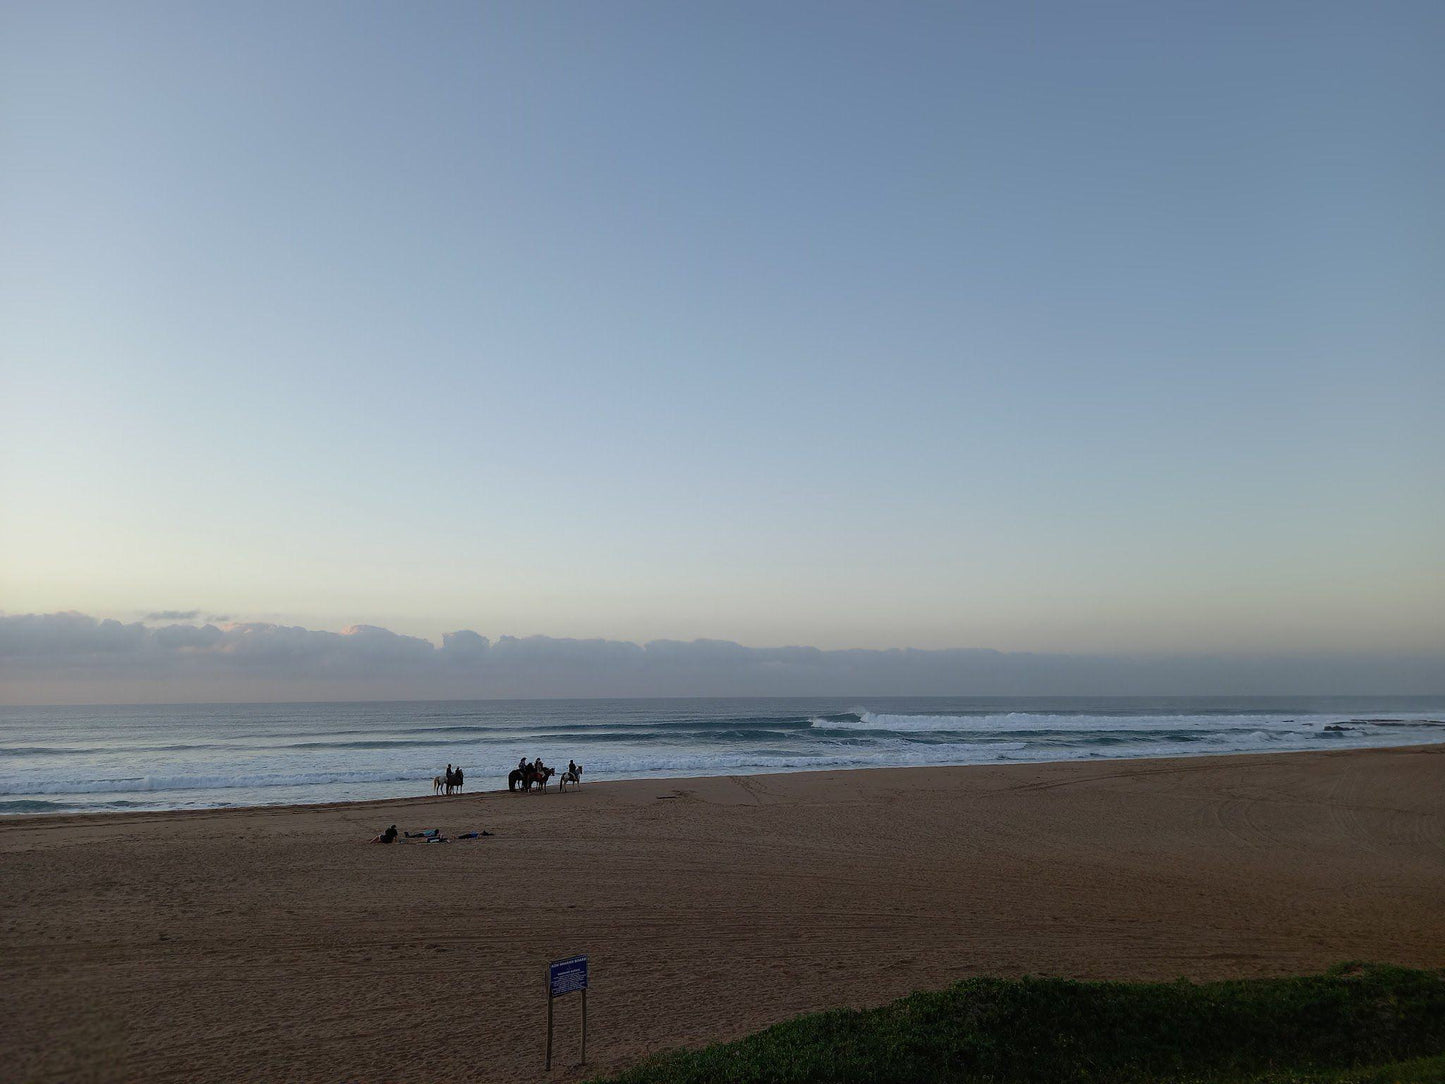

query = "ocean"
[[2, 695, 1442, 816]]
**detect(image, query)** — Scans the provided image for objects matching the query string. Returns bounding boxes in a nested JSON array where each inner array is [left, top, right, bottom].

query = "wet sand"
[[2, 744, 1442, 1082]]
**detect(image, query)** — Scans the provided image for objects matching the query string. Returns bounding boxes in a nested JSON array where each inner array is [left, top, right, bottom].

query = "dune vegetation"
[[592, 964, 1445, 1083]]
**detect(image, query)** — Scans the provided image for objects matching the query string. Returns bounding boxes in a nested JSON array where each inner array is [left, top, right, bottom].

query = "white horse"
[[559, 765, 583, 792]]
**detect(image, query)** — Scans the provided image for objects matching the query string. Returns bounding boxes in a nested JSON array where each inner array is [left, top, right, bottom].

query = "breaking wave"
[[809, 710, 1443, 734]]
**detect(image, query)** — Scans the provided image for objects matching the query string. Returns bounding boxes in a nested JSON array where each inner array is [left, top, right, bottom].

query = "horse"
[[508, 764, 555, 792], [452, 767, 464, 794], [432, 774, 446, 795], [559, 765, 583, 792]]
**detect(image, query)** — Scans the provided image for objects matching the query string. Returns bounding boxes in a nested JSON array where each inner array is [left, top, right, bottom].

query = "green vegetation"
[[592, 964, 1445, 1083], [1253, 1056, 1445, 1082]]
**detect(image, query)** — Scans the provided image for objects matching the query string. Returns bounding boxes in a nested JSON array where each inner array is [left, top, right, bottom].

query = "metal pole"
[[581, 988, 587, 1064], [545, 993, 554, 1071]]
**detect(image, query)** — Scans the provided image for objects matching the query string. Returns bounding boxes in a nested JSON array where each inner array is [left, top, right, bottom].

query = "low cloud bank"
[[0, 611, 1440, 704]]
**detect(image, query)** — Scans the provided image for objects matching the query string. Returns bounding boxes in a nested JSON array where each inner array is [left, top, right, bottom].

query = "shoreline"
[[3, 743, 1442, 1082], [6, 738, 1444, 824]]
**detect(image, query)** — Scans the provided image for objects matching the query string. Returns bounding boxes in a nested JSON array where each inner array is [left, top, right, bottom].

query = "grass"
[[1255, 1056, 1445, 1082], [590, 964, 1445, 1083]]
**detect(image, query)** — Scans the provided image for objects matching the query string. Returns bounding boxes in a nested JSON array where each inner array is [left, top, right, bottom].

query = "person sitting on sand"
[[370, 825, 398, 844]]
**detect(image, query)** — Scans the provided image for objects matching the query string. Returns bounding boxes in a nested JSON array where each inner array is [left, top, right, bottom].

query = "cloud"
[[0, 611, 149, 656], [0, 611, 1441, 704]]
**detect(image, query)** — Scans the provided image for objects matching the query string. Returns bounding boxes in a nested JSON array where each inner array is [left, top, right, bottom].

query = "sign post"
[[545, 955, 588, 1071]]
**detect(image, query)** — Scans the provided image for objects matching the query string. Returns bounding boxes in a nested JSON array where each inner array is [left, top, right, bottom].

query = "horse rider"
[[568, 759, 578, 778]]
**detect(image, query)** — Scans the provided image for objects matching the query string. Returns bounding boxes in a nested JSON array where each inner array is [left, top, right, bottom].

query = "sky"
[[1, 2, 1442, 701]]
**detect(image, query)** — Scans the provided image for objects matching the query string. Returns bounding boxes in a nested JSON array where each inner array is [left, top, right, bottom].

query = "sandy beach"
[[2, 744, 1442, 1083]]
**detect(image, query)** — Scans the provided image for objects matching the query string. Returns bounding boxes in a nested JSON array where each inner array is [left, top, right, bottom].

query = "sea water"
[[1, 696, 1442, 815]]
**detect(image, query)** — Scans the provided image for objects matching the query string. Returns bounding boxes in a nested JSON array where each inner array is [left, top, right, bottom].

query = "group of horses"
[[432, 765, 465, 795], [430, 761, 582, 795], [507, 762, 584, 793]]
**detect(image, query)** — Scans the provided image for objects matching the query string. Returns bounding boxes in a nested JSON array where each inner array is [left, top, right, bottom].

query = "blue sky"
[[2, 2, 1441, 659]]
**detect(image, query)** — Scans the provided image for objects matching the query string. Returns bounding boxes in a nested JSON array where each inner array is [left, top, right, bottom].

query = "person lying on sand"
[[369, 825, 398, 844]]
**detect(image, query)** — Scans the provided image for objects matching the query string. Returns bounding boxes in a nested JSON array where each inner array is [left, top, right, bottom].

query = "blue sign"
[[549, 955, 588, 997]]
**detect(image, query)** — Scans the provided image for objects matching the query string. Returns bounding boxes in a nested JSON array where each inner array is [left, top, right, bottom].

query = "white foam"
[[0, 769, 426, 796], [809, 710, 1398, 734]]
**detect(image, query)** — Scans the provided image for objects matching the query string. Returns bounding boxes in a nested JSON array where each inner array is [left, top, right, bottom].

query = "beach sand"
[[2, 744, 1442, 1082]]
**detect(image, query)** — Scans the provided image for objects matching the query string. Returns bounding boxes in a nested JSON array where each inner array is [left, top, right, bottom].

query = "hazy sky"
[[2, 2, 1442, 663]]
